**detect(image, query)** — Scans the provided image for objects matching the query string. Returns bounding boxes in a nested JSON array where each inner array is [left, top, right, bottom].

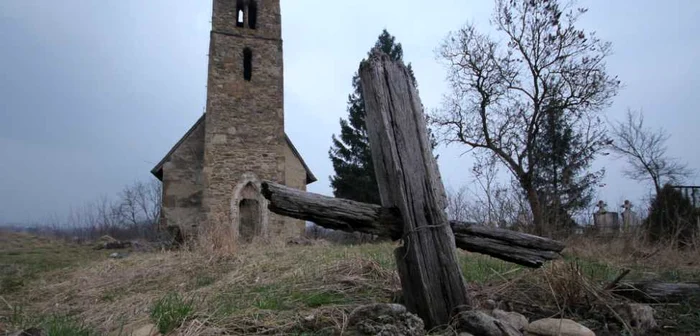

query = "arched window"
[[243, 48, 253, 81], [248, 1, 258, 29], [236, 0, 245, 28]]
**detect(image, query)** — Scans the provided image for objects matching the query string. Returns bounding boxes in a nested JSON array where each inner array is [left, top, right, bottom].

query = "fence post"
[[359, 50, 470, 328]]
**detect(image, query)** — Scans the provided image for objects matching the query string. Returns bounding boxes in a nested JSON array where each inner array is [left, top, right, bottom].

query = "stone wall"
[[212, 0, 281, 41], [284, 144, 307, 192], [202, 0, 286, 235], [161, 118, 205, 237], [284, 143, 308, 236]]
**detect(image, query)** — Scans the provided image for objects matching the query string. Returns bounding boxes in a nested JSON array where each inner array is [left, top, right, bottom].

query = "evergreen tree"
[[531, 101, 604, 232], [329, 30, 425, 204], [645, 184, 698, 247]]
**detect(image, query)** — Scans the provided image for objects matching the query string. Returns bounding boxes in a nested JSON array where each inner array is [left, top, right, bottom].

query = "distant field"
[[0, 231, 698, 335]]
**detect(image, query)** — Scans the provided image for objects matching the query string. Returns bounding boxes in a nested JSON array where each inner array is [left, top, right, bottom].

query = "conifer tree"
[[531, 101, 603, 232], [329, 30, 422, 204]]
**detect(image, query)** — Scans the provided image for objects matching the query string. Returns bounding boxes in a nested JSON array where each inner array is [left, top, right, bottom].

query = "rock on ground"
[[525, 318, 595, 336], [347, 303, 425, 336], [286, 237, 314, 246], [490, 309, 529, 332], [94, 235, 132, 250], [130, 324, 161, 336], [615, 303, 657, 334], [109, 252, 129, 259], [453, 310, 522, 336]]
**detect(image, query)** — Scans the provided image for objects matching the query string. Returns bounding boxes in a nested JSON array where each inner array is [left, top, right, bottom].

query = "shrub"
[[644, 184, 698, 247], [150, 292, 194, 334]]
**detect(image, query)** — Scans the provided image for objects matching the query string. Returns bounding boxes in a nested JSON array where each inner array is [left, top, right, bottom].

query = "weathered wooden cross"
[[261, 51, 565, 328]]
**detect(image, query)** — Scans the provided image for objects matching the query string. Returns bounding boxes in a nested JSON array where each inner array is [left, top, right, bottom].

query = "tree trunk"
[[522, 180, 547, 237], [359, 51, 470, 329]]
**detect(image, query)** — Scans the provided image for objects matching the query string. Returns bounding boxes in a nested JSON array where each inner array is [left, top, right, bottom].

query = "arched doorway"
[[230, 174, 269, 242], [239, 198, 261, 242]]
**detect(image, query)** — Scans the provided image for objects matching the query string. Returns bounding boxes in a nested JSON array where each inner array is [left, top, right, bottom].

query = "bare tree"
[[446, 185, 471, 223], [432, 0, 620, 235], [446, 169, 530, 229], [115, 178, 162, 227], [610, 109, 694, 195]]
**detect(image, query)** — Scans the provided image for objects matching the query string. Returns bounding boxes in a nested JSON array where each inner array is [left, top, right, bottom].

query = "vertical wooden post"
[[359, 51, 471, 328]]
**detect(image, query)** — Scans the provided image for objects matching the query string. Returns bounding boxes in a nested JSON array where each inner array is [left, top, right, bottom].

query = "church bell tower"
[[202, 0, 286, 238]]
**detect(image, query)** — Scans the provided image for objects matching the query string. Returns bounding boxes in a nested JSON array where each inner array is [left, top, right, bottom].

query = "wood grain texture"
[[261, 181, 402, 239], [359, 50, 470, 328], [261, 180, 564, 267], [613, 281, 700, 304]]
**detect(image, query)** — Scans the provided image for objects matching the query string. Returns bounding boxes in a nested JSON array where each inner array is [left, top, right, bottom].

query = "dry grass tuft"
[[564, 233, 700, 281], [194, 220, 240, 256]]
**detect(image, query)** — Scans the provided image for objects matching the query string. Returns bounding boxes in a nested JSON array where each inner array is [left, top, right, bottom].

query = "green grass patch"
[[250, 284, 292, 310], [253, 294, 289, 310], [0, 233, 104, 294], [460, 254, 522, 284], [561, 256, 619, 282], [293, 290, 349, 308], [150, 292, 195, 334], [43, 315, 99, 336]]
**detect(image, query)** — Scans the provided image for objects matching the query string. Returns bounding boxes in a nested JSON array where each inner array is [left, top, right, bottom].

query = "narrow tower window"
[[248, 1, 258, 29], [236, 0, 245, 27], [243, 48, 253, 81]]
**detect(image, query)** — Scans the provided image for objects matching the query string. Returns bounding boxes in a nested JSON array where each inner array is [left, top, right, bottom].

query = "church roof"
[[151, 114, 317, 184]]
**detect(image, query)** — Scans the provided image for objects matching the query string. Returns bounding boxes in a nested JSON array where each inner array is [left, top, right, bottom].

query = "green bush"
[[644, 184, 698, 247], [150, 292, 194, 334]]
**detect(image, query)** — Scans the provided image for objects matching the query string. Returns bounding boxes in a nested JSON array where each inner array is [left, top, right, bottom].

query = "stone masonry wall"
[[202, 0, 287, 236], [161, 119, 205, 237], [284, 143, 308, 236], [212, 0, 281, 41]]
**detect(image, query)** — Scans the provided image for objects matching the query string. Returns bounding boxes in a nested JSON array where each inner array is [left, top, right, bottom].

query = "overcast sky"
[[1, 0, 698, 224]]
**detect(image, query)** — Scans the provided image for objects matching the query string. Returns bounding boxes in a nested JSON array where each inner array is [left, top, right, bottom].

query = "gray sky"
[[1, 0, 698, 224]]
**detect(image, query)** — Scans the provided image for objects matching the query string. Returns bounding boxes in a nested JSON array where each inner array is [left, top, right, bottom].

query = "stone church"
[[151, 0, 316, 242]]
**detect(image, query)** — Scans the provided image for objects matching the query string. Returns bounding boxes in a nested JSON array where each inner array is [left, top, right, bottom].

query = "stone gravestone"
[[621, 200, 640, 232], [593, 200, 620, 235]]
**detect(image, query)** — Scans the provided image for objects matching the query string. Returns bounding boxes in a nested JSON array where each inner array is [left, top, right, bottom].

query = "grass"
[[2, 310, 99, 336], [43, 315, 100, 336], [0, 232, 105, 294], [150, 292, 195, 334], [459, 252, 522, 283], [1, 231, 699, 335]]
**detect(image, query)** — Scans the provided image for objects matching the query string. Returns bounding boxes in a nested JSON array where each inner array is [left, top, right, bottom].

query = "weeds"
[[194, 274, 216, 288], [43, 315, 99, 336], [252, 285, 290, 310], [295, 291, 349, 308], [459, 253, 522, 284], [150, 292, 195, 334]]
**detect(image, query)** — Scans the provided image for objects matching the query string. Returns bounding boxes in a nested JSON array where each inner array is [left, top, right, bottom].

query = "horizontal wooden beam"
[[612, 281, 700, 305], [262, 181, 565, 268]]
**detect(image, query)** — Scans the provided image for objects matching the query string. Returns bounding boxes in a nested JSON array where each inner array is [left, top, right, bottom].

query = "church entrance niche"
[[239, 198, 261, 243]]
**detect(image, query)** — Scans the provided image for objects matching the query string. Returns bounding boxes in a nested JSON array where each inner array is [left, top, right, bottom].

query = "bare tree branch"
[[432, 0, 619, 235], [610, 109, 694, 194]]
